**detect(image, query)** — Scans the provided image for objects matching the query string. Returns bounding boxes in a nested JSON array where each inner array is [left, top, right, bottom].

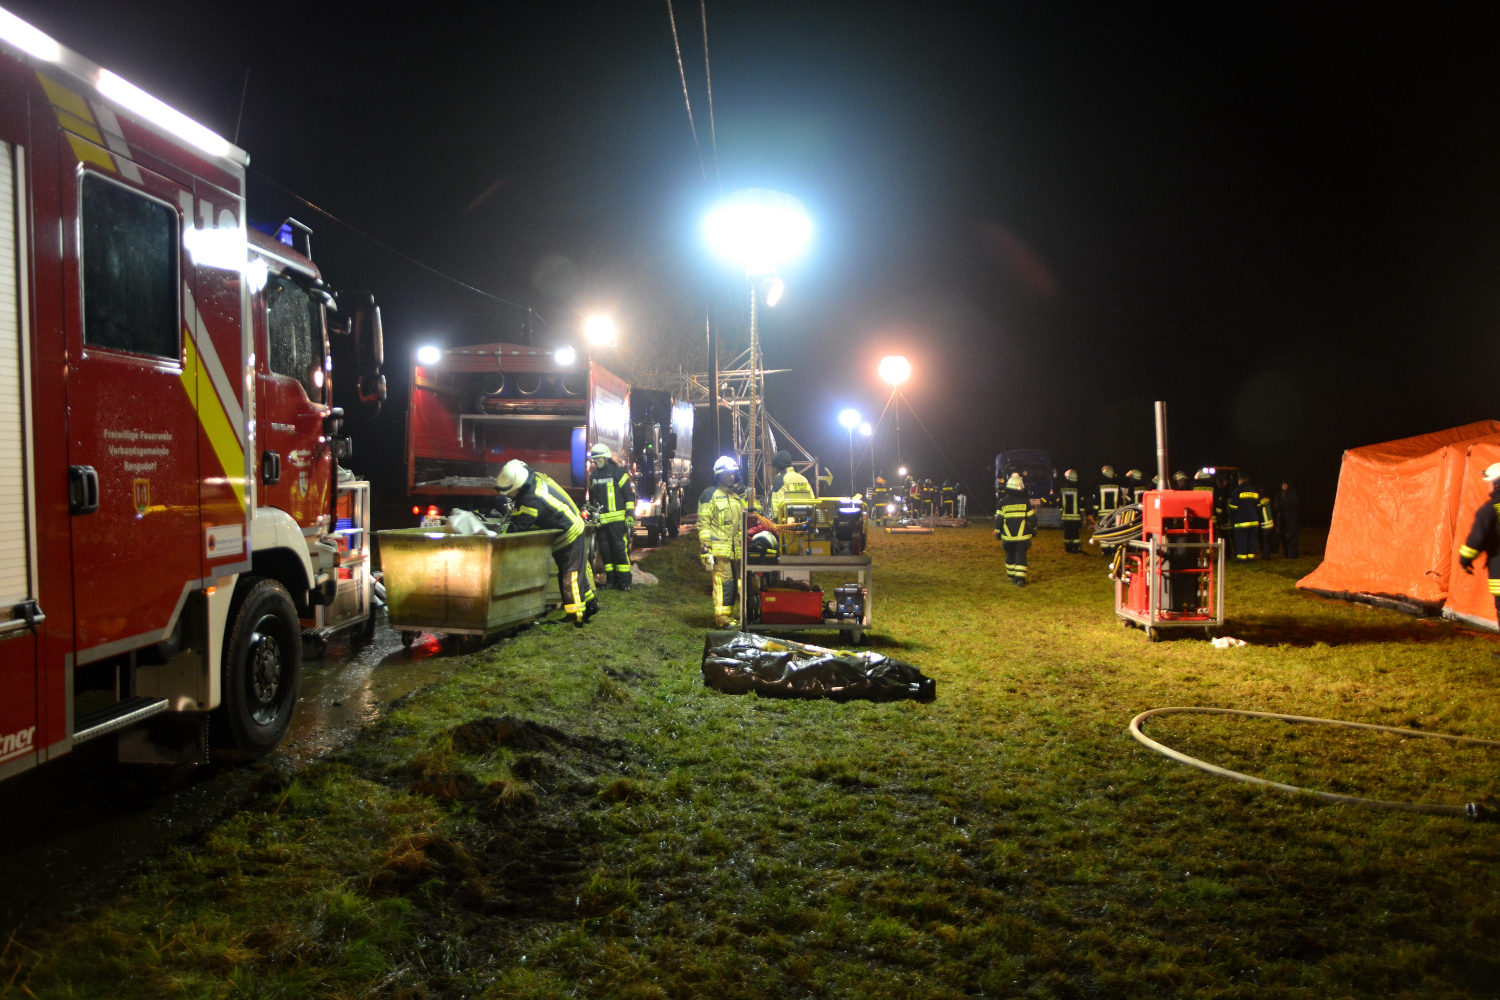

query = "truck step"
[[74, 696, 171, 745]]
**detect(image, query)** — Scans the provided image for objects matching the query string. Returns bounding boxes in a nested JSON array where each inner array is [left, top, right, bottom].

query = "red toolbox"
[[759, 588, 824, 624]]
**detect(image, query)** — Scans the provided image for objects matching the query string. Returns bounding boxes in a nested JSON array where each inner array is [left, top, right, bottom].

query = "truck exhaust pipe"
[[1155, 400, 1169, 490]]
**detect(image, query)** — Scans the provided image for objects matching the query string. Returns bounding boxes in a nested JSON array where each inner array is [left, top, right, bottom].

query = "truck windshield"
[[266, 274, 325, 401]]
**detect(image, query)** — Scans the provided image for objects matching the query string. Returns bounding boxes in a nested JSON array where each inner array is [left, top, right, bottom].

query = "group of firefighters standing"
[[871, 475, 966, 518], [992, 464, 1302, 587]]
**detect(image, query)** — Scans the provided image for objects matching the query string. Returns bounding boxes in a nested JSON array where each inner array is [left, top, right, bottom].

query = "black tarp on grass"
[[701, 631, 936, 703]]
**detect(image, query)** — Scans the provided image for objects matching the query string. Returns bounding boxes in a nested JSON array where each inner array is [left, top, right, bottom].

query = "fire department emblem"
[[133, 478, 150, 515]]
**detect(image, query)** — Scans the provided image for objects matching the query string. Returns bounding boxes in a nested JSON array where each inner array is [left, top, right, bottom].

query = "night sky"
[[19, 2, 1500, 522]]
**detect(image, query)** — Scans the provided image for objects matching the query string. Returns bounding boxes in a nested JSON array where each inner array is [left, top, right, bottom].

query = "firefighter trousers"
[[599, 520, 630, 584], [1062, 519, 1082, 553], [554, 537, 598, 623], [1233, 526, 1259, 561], [712, 558, 741, 626], [1002, 539, 1031, 585]]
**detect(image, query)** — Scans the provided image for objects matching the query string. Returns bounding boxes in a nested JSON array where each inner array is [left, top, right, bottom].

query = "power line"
[[249, 167, 544, 324], [898, 389, 963, 480], [699, 0, 722, 192], [665, 0, 707, 182]]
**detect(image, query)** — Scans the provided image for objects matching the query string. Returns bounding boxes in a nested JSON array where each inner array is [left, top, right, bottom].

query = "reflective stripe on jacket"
[[509, 472, 586, 550], [1060, 487, 1082, 520], [589, 460, 636, 524], [701, 487, 746, 558], [995, 491, 1037, 541], [1230, 486, 1272, 529], [771, 469, 815, 520]]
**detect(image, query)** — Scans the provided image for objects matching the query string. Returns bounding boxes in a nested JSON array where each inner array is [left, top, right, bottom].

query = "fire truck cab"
[[0, 10, 381, 780]]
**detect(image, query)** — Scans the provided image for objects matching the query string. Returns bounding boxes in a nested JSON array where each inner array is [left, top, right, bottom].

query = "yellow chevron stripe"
[[55, 109, 104, 146], [64, 133, 114, 171], [37, 73, 93, 122], [180, 328, 246, 509]]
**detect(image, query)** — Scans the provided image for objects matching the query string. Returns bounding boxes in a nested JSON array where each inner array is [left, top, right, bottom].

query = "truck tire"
[[666, 512, 680, 539], [214, 576, 301, 760]]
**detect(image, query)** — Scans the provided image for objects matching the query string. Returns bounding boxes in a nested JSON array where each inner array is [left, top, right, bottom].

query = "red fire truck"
[[0, 10, 384, 781]]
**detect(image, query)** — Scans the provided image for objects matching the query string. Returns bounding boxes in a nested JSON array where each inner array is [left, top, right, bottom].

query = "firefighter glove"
[[701, 552, 714, 570]]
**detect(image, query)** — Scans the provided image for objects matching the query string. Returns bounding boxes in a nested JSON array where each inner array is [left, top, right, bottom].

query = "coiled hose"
[[1130, 707, 1500, 821], [1090, 504, 1143, 548]]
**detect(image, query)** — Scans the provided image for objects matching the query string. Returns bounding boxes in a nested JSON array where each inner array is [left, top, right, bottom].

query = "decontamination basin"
[[376, 527, 560, 639]]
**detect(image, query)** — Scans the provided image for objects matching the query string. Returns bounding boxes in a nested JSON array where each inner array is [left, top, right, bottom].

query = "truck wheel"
[[666, 513, 680, 539], [214, 576, 301, 760]]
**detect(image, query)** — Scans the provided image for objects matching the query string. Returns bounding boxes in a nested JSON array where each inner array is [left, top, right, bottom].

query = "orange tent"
[[1297, 420, 1500, 614], [1444, 441, 1500, 629]]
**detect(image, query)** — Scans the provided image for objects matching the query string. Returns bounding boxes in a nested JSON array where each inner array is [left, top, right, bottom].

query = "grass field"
[[4, 525, 1499, 999]]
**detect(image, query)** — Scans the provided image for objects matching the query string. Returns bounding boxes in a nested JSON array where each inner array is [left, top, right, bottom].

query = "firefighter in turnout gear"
[[1230, 472, 1273, 561], [1458, 463, 1500, 621], [586, 442, 635, 591], [1093, 465, 1122, 517], [497, 459, 598, 626], [770, 450, 815, 521], [923, 479, 937, 515], [1060, 469, 1084, 553], [1125, 468, 1146, 504], [701, 456, 751, 627], [941, 479, 956, 517], [1193, 468, 1215, 493], [996, 473, 1038, 585], [873, 476, 890, 522], [1172, 470, 1190, 490]]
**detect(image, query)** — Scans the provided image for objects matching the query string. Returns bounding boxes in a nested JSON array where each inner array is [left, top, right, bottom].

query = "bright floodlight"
[[764, 277, 785, 307], [554, 345, 577, 366], [705, 188, 812, 273], [859, 422, 872, 437], [97, 69, 231, 159], [583, 314, 617, 347], [0, 9, 61, 61], [839, 408, 860, 430], [898, 466, 908, 477], [416, 345, 442, 366], [879, 355, 911, 385]]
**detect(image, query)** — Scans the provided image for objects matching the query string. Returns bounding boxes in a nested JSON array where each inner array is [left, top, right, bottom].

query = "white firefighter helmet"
[[1101, 465, 1115, 478], [1006, 473, 1025, 491], [1484, 462, 1500, 482], [588, 442, 612, 460], [496, 459, 530, 496], [1064, 469, 1078, 482], [1127, 468, 1143, 480], [1195, 467, 1213, 481], [712, 455, 739, 477]]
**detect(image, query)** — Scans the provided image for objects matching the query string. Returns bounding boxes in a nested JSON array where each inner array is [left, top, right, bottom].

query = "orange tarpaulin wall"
[[1297, 420, 1500, 608], [1445, 442, 1500, 628]]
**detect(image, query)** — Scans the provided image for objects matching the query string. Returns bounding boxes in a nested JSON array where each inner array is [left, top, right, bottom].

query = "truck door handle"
[[68, 465, 99, 514], [262, 450, 282, 485]]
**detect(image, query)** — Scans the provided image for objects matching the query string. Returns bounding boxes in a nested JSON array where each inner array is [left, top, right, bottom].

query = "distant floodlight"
[[764, 276, 785, 307], [705, 189, 812, 273], [583, 313, 617, 347], [879, 355, 911, 386], [0, 9, 61, 61], [554, 345, 577, 366], [416, 345, 442, 366], [839, 408, 860, 430], [859, 422, 872, 437], [897, 466, 908, 478]]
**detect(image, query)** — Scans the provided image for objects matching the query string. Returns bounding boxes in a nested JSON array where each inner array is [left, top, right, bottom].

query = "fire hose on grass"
[[1129, 706, 1500, 821]]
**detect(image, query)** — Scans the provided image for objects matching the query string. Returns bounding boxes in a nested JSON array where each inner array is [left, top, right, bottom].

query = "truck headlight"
[[635, 499, 653, 517]]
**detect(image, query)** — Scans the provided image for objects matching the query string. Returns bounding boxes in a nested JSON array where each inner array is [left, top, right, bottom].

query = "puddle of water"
[[0, 617, 472, 933]]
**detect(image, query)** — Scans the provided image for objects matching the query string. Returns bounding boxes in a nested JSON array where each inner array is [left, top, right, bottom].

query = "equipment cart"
[[377, 527, 560, 651], [303, 480, 377, 647], [743, 554, 873, 644], [1114, 490, 1225, 641]]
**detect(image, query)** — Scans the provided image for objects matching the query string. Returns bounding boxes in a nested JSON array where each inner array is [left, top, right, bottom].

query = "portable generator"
[[779, 496, 866, 556], [1114, 403, 1225, 641]]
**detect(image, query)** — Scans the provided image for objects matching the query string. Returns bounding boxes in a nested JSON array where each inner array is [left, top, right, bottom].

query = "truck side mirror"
[[333, 290, 384, 372]]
